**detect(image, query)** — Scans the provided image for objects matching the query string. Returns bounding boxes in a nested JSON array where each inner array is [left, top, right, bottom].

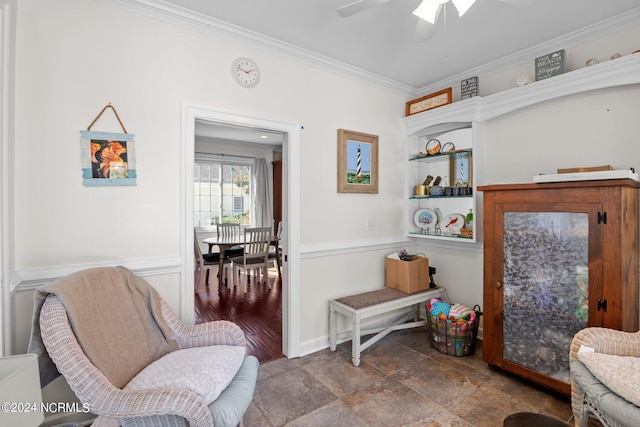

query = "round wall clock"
[[231, 57, 260, 88]]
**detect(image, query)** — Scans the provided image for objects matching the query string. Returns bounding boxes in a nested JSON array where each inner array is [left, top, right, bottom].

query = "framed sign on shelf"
[[450, 150, 473, 187], [337, 129, 378, 194], [406, 87, 452, 116]]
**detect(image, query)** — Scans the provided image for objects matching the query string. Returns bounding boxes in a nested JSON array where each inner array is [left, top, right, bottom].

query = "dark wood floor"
[[194, 268, 284, 363]]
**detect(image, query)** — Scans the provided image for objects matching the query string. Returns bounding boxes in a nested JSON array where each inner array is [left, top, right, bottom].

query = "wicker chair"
[[34, 267, 258, 427], [569, 327, 640, 427]]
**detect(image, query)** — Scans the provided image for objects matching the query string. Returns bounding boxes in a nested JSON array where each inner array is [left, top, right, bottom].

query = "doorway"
[[181, 104, 301, 358]]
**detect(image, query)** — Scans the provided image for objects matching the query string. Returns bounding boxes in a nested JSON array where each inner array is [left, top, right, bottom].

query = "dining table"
[[202, 233, 279, 286]]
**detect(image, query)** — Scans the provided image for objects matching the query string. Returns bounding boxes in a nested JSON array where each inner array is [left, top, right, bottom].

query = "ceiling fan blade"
[[412, 17, 435, 43], [336, 0, 393, 17]]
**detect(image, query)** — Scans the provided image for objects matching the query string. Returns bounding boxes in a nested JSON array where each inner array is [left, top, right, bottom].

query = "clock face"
[[231, 57, 260, 88]]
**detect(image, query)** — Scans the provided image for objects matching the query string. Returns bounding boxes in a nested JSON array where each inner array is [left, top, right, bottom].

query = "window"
[[233, 196, 244, 212], [194, 157, 253, 228]]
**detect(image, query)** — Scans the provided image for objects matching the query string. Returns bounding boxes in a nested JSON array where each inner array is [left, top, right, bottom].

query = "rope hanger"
[[87, 103, 128, 134]]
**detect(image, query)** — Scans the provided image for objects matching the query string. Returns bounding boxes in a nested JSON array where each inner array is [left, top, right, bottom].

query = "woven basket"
[[427, 305, 482, 356]]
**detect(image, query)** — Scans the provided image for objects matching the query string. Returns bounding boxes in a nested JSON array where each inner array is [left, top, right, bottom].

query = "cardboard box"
[[385, 255, 429, 293]]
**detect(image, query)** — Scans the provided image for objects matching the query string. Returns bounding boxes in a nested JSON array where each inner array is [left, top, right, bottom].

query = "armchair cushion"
[[577, 350, 640, 407], [124, 345, 245, 405], [571, 359, 640, 427]]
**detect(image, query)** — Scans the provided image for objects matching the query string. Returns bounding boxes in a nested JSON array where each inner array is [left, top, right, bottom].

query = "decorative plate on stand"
[[414, 208, 438, 232], [441, 213, 465, 234]]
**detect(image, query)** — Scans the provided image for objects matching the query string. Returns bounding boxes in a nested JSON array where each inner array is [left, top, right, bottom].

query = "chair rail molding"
[[300, 236, 413, 259], [299, 235, 483, 258], [12, 256, 181, 293]]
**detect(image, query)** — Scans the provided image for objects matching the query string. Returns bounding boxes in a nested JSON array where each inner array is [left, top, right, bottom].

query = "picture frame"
[[449, 150, 472, 187], [80, 103, 136, 186], [535, 49, 565, 81], [337, 129, 378, 194], [80, 130, 137, 186], [461, 76, 479, 100], [406, 87, 452, 116]]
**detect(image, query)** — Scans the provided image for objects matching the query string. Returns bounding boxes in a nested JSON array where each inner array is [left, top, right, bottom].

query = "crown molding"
[[97, 1, 640, 98], [415, 7, 640, 96], [403, 53, 640, 134], [96, 0, 414, 95]]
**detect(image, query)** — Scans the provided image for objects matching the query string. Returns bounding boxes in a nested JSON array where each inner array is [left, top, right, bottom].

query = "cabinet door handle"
[[597, 298, 607, 312], [495, 280, 503, 289]]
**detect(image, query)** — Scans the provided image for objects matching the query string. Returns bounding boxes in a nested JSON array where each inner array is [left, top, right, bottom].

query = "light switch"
[[366, 218, 376, 231]]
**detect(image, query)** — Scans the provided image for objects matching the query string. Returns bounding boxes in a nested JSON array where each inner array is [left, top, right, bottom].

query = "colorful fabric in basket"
[[428, 299, 476, 321], [448, 303, 475, 321], [426, 298, 441, 313], [430, 300, 450, 317]]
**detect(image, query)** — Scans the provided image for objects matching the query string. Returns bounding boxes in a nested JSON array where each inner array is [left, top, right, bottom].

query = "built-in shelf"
[[409, 148, 472, 162], [404, 125, 476, 243], [404, 53, 640, 134], [408, 231, 472, 240], [403, 53, 640, 246], [409, 195, 472, 200]]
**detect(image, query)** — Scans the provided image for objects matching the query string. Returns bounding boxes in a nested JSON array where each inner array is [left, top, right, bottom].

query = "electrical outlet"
[[366, 218, 376, 231]]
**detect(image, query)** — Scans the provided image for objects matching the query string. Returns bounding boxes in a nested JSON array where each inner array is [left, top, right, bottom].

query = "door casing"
[[181, 103, 301, 358]]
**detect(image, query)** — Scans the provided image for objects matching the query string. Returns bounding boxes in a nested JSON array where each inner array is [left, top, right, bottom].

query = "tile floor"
[[243, 328, 586, 427]]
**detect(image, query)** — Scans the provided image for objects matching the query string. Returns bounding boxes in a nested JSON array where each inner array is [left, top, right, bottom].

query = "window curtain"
[[254, 158, 273, 229]]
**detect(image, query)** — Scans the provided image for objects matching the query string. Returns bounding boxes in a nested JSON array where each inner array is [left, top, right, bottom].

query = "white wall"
[[7, 2, 639, 424], [9, 0, 640, 367], [485, 86, 640, 184], [11, 0, 407, 353]]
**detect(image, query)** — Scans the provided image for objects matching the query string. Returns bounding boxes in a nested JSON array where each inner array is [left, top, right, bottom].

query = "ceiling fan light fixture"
[[451, 0, 476, 16], [413, 0, 442, 24]]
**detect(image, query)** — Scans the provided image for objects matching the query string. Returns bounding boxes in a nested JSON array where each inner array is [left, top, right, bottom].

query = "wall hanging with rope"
[[79, 103, 136, 186]]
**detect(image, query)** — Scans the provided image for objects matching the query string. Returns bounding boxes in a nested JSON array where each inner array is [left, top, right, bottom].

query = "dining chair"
[[229, 227, 271, 293], [194, 229, 228, 291], [267, 221, 283, 278], [216, 222, 244, 258]]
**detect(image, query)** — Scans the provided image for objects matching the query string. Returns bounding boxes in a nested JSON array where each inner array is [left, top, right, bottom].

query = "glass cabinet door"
[[502, 211, 589, 384]]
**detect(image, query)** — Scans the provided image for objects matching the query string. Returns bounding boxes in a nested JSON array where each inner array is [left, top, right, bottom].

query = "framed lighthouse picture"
[[337, 129, 378, 194]]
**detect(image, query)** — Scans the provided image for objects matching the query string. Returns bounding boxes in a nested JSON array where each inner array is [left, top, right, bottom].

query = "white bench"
[[329, 286, 444, 366]]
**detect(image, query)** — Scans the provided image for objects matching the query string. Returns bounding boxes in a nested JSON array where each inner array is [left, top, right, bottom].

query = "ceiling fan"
[[337, 0, 532, 43], [337, 0, 532, 21]]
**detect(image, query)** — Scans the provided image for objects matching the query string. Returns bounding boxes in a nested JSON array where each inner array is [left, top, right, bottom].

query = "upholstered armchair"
[[29, 266, 258, 427], [569, 327, 640, 427]]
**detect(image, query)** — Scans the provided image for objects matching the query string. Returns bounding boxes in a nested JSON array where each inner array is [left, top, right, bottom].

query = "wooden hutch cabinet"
[[479, 179, 639, 395]]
